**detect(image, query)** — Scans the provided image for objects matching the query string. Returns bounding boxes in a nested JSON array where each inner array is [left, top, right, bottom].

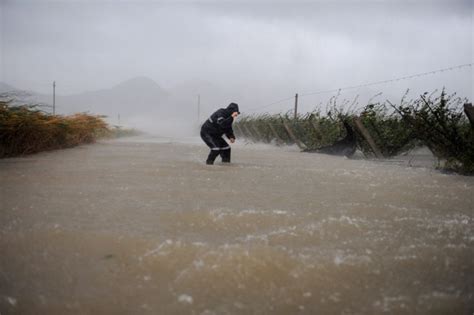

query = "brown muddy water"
[[0, 135, 473, 314]]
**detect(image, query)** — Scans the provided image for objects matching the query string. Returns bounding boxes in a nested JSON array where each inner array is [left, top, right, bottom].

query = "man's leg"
[[206, 149, 220, 165], [200, 130, 232, 164], [219, 147, 231, 163], [212, 137, 231, 163], [201, 130, 219, 165]]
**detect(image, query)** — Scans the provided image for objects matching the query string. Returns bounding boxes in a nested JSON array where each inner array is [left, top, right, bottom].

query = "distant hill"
[[0, 82, 42, 105], [46, 76, 169, 117], [168, 79, 231, 116], [0, 77, 169, 117], [0, 82, 18, 93]]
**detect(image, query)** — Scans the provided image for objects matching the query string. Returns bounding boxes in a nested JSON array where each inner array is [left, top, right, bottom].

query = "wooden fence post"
[[268, 123, 284, 145], [294, 93, 299, 120], [464, 103, 474, 128], [353, 116, 384, 158], [282, 119, 307, 150], [310, 118, 323, 142]]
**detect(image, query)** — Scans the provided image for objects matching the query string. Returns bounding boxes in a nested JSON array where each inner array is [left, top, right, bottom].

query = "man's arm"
[[224, 112, 239, 141], [225, 126, 235, 141], [212, 109, 237, 141]]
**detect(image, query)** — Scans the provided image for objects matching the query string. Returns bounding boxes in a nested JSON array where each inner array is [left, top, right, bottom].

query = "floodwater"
[[0, 135, 473, 314]]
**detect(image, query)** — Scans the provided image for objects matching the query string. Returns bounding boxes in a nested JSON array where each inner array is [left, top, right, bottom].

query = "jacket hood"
[[226, 102, 240, 114]]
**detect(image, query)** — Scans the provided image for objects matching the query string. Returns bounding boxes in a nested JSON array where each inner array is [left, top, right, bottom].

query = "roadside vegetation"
[[108, 125, 143, 138], [0, 100, 141, 158], [235, 90, 473, 175]]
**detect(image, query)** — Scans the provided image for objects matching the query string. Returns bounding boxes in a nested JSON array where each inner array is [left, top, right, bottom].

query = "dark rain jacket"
[[201, 103, 240, 139]]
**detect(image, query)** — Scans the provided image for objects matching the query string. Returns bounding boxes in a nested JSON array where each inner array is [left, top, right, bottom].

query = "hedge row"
[[235, 90, 473, 174], [0, 101, 140, 157]]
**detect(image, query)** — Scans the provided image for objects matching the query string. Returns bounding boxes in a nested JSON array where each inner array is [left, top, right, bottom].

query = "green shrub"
[[235, 90, 473, 174]]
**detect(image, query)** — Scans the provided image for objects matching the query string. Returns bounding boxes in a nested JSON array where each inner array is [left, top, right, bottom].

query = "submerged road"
[[1, 135, 473, 314]]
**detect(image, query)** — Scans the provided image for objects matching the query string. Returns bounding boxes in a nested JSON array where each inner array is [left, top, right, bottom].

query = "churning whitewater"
[[0, 136, 473, 314]]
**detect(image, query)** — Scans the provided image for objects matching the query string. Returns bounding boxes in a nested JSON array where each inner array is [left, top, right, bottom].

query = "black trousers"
[[200, 130, 231, 164]]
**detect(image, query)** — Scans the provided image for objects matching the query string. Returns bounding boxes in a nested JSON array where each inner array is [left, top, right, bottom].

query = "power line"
[[247, 95, 295, 112], [246, 63, 472, 112], [300, 63, 472, 97]]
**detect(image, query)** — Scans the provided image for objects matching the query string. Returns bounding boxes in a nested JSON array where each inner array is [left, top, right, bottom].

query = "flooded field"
[[1, 136, 473, 314]]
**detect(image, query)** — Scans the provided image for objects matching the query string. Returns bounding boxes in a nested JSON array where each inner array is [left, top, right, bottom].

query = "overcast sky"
[[1, 0, 472, 113]]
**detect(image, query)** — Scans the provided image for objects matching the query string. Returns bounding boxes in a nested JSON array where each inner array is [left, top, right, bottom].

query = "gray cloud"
[[1, 0, 472, 115]]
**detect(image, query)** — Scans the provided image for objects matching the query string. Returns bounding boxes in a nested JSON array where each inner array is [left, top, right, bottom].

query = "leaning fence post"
[[268, 123, 284, 145], [310, 118, 323, 142], [282, 119, 307, 150], [310, 119, 320, 134], [353, 116, 384, 158], [464, 103, 474, 128]]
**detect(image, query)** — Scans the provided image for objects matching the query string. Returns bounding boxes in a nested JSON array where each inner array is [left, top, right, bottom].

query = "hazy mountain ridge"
[[0, 77, 167, 115], [0, 82, 18, 93], [0, 77, 228, 135], [0, 77, 219, 112]]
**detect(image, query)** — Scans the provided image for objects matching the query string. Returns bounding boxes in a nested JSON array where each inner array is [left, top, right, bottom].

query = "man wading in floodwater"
[[200, 102, 240, 165]]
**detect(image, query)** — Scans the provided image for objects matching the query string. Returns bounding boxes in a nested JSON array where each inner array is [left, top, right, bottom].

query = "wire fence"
[[235, 91, 474, 174]]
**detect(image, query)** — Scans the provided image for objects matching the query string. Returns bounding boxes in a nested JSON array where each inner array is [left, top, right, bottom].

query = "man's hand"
[[229, 138, 235, 143]]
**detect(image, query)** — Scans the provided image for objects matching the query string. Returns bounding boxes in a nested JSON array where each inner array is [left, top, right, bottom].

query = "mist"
[[1, 0, 472, 136]]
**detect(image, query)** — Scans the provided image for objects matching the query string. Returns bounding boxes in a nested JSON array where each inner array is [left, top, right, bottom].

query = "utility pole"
[[53, 81, 56, 115], [294, 93, 298, 120], [118, 113, 121, 126]]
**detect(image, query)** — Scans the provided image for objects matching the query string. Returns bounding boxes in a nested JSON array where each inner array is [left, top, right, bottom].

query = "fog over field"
[[1, 0, 472, 135]]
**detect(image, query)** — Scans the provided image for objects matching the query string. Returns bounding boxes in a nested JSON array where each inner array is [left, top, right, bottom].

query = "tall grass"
[[0, 101, 120, 157]]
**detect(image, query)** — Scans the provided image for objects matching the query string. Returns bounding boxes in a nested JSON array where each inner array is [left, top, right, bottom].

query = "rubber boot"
[[206, 150, 220, 165], [220, 148, 231, 163]]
